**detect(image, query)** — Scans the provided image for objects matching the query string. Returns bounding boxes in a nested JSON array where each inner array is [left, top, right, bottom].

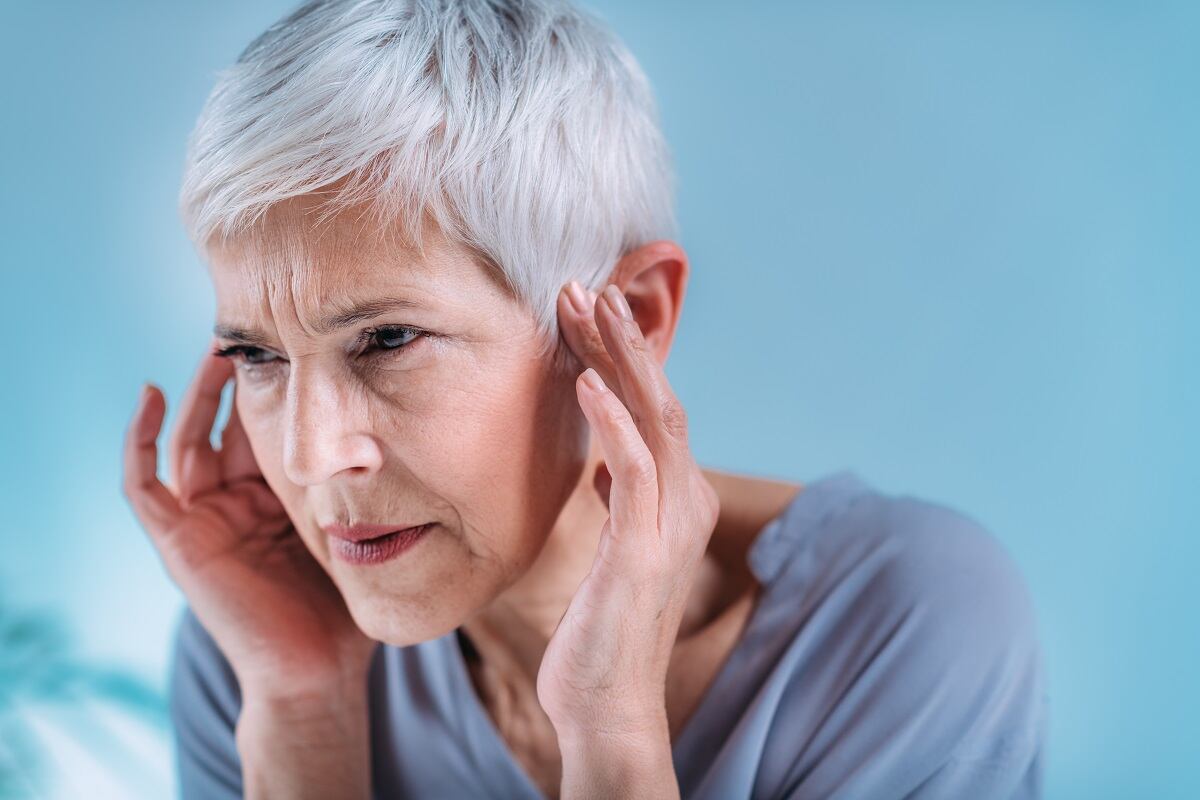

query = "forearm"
[[557, 717, 680, 800], [236, 683, 372, 800]]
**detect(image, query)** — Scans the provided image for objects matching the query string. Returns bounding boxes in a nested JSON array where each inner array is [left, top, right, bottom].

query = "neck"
[[458, 452, 610, 688]]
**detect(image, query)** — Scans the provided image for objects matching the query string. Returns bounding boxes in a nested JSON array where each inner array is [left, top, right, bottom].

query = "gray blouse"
[[169, 469, 1047, 798]]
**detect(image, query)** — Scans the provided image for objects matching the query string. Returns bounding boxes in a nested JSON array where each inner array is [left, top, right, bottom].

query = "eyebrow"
[[213, 295, 427, 345]]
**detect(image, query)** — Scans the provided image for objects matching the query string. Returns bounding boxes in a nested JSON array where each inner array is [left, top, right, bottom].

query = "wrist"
[[237, 653, 373, 710], [238, 673, 369, 744], [556, 713, 672, 773], [235, 687, 372, 800], [554, 706, 670, 750], [557, 718, 678, 800]]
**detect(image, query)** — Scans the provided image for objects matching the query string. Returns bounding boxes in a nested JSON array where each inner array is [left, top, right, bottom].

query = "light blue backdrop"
[[1, 2, 1195, 798]]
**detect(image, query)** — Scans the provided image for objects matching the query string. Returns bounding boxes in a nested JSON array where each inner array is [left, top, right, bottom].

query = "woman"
[[122, 1, 1047, 798]]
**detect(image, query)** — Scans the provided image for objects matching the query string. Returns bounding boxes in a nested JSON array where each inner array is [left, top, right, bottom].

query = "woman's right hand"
[[122, 343, 378, 700]]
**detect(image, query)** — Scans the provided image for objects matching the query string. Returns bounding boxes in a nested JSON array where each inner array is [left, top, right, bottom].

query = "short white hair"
[[179, 0, 678, 359]]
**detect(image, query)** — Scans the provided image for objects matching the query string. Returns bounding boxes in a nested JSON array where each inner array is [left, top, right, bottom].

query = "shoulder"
[[764, 482, 1048, 797], [167, 605, 244, 798], [858, 491, 1040, 653], [821, 487, 1045, 724], [784, 481, 1042, 659]]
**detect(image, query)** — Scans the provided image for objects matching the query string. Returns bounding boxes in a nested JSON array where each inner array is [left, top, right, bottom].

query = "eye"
[[211, 325, 429, 372], [212, 344, 278, 367], [364, 325, 425, 352]]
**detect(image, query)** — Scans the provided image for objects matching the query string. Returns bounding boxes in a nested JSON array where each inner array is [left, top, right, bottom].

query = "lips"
[[321, 522, 430, 542], [327, 524, 432, 566]]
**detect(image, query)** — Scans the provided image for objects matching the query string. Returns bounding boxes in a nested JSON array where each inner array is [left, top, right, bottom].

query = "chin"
[[344, 585, 467, 647]]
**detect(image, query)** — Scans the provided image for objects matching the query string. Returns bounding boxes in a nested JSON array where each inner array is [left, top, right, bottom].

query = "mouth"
[[326, 523, 433, 566], [322, 521, 430, 542]]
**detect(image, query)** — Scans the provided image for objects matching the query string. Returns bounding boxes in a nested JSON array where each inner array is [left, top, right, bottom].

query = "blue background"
[[1, 2, 1196, 797]]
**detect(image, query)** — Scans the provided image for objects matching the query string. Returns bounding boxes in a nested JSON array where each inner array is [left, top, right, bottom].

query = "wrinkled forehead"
[[205, 197, 504, 318]]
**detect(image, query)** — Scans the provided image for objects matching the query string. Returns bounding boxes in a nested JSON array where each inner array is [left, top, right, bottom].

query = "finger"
[[592, 460, 612, 509], [218, 383, 261, 485], [576, 367, 660, 559], [591, 284, 694, 504], [122, 383, 184, 534], [557, 282, 621, 393], [168, 343, 232, 506]]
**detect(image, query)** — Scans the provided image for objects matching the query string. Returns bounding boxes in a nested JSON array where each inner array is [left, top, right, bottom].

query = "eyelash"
[[212, 325, 428, 370]]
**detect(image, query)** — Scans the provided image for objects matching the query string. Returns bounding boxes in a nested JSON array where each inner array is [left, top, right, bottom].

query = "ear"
[[605, 240, 689, 365]]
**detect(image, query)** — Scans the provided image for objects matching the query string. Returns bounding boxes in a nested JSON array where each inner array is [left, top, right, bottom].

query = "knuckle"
[[626, 327, 650, 353], [622, 453, 657, 485], [584, 328, 608, 358], [177, 441, 204, 472], [122, 469, 150, 500], [599, 403, 627, 428], [658, 396, 689, 440]]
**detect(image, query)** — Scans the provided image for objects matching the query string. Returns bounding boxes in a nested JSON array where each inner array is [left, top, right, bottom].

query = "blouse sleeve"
[[166, 605, 245, 799], [771, 500, 1049, 799]]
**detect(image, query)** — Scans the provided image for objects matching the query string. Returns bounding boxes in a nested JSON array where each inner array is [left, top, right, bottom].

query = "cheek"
[[417, 362, 588, 557], [233, 355, 588, 563], [232, 384, 309, 520]]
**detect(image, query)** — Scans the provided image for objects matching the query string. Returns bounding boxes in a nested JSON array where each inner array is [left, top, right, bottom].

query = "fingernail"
[[565, 281, 589, 315], [603, 284, 632, 320], [581, 367, 606, 393]]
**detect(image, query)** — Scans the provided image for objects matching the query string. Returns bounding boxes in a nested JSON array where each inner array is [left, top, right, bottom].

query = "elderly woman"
[[122, 1, 1047, 798]]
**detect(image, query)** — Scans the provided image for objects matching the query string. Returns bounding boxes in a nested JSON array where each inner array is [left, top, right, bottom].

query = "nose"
[[282, 362, 384, 486]]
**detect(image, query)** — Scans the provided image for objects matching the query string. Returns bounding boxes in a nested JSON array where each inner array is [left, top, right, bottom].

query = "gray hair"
[[179, 0, 678, 359]]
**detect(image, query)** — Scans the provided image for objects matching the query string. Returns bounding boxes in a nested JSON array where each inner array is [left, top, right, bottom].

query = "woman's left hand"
[[537, 280, 721, 755]]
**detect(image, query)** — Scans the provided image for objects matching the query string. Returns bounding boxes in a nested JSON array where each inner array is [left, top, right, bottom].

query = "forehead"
[[206, 197, 501, 317]]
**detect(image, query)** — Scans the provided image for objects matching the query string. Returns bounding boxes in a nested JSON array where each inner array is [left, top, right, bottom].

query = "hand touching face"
[[537, 279, 721, 739]]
